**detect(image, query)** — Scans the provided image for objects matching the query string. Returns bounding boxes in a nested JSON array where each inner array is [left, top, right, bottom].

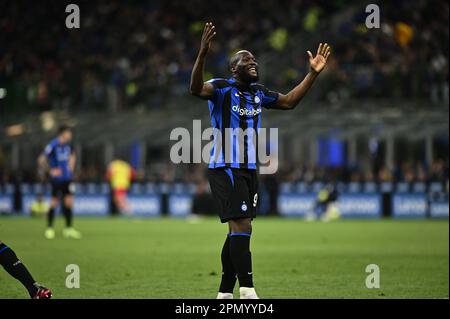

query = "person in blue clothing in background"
[[38, 125, 81, 239]]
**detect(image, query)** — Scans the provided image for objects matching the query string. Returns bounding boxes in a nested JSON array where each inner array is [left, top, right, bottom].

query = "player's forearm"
[[280, 71, 318, 109], [69, 155, 76, 172], [37, 154, 47, 169], [189, 52, 207, 95]]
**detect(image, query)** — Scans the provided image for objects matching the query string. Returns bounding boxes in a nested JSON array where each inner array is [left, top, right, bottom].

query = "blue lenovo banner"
[[22, 195, 110, 216], [278, 193, 381, 218], [0, 195, 13, 214], [73, 195, 110, 216], [430, 201, 449, 218], [336, 194, 382, 218], [128, 195, 161, 217], [168, 194, 192, 217], [392, 194, 427, 218], [278, 194, 315, 217]]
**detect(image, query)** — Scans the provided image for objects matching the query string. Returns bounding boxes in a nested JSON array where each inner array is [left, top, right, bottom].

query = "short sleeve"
[[207, 78, 229, 102], [44, 143, 54, 157], [44, 142, 59, 167], [260, 86, 279, 108]]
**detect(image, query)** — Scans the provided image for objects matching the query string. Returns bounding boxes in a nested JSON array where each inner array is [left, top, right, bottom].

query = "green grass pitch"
[[0, 216, 448, 299]]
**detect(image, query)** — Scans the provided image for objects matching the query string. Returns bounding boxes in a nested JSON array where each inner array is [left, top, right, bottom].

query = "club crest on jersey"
[[241, 201, 248, 212], [254, 96, 260, 103]]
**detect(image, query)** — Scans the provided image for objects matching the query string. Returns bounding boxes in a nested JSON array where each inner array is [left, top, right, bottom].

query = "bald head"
[[229, 50, 253, 69], [229, 50, 259, 84]]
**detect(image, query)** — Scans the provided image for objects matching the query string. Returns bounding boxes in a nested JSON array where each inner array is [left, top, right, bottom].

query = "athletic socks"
[[229, 233, 254, 288], [0, 243, 38, 298], [219, 235, 237, 293], [47, 207, 55, 228], [48, 206, 74, 228], [63, 206, 73, 228]]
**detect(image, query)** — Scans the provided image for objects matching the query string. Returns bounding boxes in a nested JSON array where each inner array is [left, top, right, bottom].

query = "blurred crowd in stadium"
[[276, 159, 449, 183], [0, 0, 448, 190], [1, 159, 448, 185], [1, 0, 448, 115]]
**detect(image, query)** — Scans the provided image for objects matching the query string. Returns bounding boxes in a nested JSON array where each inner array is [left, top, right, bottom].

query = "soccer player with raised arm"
[[0, 240, 52, 298], [189, 22, 330, 299], [38, 125, 81, 239]]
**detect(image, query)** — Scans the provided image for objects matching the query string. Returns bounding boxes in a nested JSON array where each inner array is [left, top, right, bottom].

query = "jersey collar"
[[229, 77, 256, 92]]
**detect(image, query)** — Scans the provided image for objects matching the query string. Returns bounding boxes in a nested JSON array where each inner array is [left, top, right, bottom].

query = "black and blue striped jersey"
[[207, 77, 279, 169], [44, 138, 74, 182]]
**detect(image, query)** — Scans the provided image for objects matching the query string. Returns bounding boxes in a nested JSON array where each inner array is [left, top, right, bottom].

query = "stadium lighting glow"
[[6, 124, 24, 136], [40, 112, 56, 132], [0, 88, 6, 99]]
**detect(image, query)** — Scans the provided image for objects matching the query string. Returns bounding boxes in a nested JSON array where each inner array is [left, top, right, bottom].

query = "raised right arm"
[[189, 22, 216, 99]]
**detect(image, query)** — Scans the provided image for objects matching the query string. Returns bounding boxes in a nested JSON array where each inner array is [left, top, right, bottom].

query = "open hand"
[[50, 168, 62, 177], [307, 43, 331, 74], [200, 22, 216, 55]]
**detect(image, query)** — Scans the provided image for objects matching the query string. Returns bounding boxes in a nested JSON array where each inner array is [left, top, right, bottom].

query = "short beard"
[[237, 66, 259, 84]]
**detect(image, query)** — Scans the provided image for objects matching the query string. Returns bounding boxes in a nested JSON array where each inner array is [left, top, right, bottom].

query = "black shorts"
[[51, 181, 74, 198], [208, 168, 259, 223]]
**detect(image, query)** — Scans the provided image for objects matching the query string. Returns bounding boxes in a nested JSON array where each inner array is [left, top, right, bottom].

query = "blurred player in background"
[[0, 240, 52, 298], [190, 22, 330, 299], [107, 158, 135, 215], [306, 184, 341, 222], [30, 193, 49, 217], [38, 125, 81, 239]]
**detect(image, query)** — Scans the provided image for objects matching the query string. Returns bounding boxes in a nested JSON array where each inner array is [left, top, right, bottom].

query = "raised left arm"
[[274, 43, 331, 110]]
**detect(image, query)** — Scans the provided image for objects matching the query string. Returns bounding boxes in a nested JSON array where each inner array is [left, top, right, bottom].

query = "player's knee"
[[229, 219, 252, 234], [51, 198, 59, 207], [64, 196, 73, 208]]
